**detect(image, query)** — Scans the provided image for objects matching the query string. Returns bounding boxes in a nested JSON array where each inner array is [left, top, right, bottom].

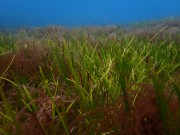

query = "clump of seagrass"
[[7, 84, 78, 135], [68, 84, 179, 135], [0, 41, 52, 88]]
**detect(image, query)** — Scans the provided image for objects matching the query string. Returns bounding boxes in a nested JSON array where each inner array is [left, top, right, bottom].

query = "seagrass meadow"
[[0, 19, 180, 135]]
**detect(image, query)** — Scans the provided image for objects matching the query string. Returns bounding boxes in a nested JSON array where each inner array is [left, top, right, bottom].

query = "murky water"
[[0, 0, 180, 28]]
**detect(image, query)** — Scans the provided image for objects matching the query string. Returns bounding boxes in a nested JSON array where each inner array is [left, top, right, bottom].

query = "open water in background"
[[0, 0, 180, 28]]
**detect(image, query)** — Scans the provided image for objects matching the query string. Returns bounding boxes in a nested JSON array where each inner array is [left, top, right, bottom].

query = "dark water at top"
[[0, 0, 180, 28]]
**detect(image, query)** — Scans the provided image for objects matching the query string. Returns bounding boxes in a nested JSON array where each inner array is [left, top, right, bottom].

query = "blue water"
[[0, 0, 180, 28]]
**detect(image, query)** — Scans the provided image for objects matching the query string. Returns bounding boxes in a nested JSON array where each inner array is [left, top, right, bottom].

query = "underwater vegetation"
[[0, 18, 180, 135]]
